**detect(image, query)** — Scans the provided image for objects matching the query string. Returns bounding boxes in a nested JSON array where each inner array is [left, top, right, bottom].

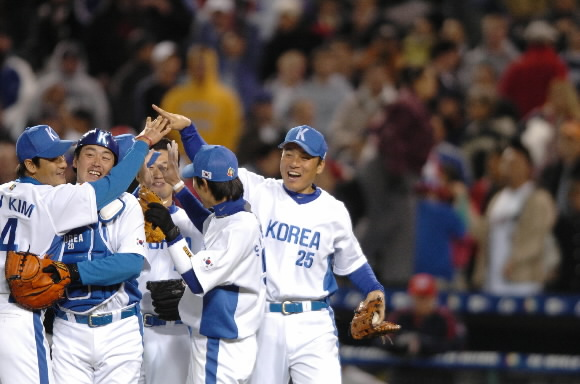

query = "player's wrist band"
[[172, 180, 185, 192], [137, 135, 153, 147]]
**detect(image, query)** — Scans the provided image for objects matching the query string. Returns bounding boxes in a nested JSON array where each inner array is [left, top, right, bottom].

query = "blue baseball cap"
[[115, 133, 160, 166], [114, 133, 136, 161], [182, 145, 238, 181], [278, 125, 327, 159], [16, 125, 74, 162], [76, 129, 120, 164]]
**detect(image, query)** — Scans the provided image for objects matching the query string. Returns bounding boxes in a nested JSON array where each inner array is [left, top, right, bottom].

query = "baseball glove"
[[138, 186, 166, 243], [146, 279, 186, 321], [5, 250, 71, 310], [350, 296, 401, 340]]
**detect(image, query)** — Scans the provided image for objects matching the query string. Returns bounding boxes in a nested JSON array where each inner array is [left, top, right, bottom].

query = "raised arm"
[[152, 104, 206, 161], [91, 116, 171, 209], [164, 140, 211, 232]]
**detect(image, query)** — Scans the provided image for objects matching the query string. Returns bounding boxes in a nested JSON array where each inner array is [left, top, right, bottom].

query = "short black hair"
[[506, 137, 533, 165], [151, 137, 172, 152], [150, 137, 180, 163], [398, 65, 428, 88], [431, 40, 457, 60], [194, 176, 244, 202], [16, 158, 41, 178]]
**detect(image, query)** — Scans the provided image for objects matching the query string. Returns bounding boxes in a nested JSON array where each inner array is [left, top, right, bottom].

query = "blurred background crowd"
[[2, 0, 580, 381], [2, 0, 577, 294]]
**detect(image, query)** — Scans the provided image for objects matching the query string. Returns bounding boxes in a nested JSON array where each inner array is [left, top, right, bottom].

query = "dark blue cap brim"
[[182, 163, 195, 178]]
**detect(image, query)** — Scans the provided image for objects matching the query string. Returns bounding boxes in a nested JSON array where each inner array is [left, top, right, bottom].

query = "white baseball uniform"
[[238, 169, 368, 384], [0, 179, 98, 384], [50, 192, 148, 384], [167, 203, 266, 384], [138, 205, 204, 384]]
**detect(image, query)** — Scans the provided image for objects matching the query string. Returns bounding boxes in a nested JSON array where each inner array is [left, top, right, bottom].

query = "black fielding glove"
[[146, 279, 186, 321], [43, 263, 80, 283], [145, 202, 181, 242], [66, 263, 81, 282]]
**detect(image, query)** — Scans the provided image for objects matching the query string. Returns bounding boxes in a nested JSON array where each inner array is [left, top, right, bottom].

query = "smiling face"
[[147, 149, 173, 205], [25, 156, 68, 186], [73, 145, 115, 183], [279, 143, 325, 194]]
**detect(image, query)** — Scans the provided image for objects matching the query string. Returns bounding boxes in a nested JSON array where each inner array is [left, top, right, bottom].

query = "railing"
[[330, 286, 580, 317], [340, 346, 580, 374], [332, 286, 580, 376]]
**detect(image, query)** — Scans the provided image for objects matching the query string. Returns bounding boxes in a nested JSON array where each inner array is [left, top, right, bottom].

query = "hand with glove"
[[139, 187, 167, 243], [5, 250, 78, 310], [43, 262, 80, 283], [350, 294, 401, 340], [145, 202, 181, 242], [146, 279, 186, 321]]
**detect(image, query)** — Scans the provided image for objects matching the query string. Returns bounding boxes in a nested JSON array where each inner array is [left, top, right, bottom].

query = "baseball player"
[[0, 120, 169, 384], [152, 104, 386, 384], [136, 138, 204, 384], [145, 144, 266, 384], [49, 129, 152, 384]]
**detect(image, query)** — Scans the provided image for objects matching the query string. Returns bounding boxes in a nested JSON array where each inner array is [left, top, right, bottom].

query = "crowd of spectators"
[[3, 0, 580, 299]]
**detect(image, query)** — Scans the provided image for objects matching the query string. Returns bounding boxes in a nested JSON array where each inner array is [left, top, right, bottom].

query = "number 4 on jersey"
[[0, 218, 18, 251]]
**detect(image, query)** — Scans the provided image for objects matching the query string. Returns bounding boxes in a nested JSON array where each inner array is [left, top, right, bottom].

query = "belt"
[[55, 306, 138, 328], [268, 300, 328, 315], [143, 313, 183, 327]]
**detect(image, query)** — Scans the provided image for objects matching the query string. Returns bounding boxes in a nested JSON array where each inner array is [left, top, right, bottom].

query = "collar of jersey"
[[17, 176, 43, 185], [283, 184, 321, 204], [212, 197, 247, 218], [168, 203, 179, 214]]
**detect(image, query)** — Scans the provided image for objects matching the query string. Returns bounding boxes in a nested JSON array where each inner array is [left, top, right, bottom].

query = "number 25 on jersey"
[[296, 250, 314, 268]]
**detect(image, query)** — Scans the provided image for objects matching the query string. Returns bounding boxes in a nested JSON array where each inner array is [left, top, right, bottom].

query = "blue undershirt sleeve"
[[77, 252, 144, 286], [174, 187, 210, 233], [90, 140, 149, 210], [180, 123, 207, 162], [181, 269, 203, 294], [347, 263, 385, 296]]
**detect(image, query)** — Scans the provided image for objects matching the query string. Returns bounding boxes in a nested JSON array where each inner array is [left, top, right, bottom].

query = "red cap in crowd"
[[408, 273, 438, 297]]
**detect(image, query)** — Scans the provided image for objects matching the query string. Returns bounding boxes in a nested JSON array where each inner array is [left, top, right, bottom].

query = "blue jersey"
[[54, 193, 148, 314]]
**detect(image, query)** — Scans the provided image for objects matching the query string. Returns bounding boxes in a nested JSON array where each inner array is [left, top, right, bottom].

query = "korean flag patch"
[[203, 256, 214, 270]]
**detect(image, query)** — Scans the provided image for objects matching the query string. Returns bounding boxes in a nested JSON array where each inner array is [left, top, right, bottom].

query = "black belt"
[[143, 313, 184, 327]]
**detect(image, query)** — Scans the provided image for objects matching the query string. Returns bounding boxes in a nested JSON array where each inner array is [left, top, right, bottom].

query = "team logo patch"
[[137, 238, 145, 246], [202, 170, 212, 179], [203, 256, 214, 270], [227, 167, 234, 177]]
